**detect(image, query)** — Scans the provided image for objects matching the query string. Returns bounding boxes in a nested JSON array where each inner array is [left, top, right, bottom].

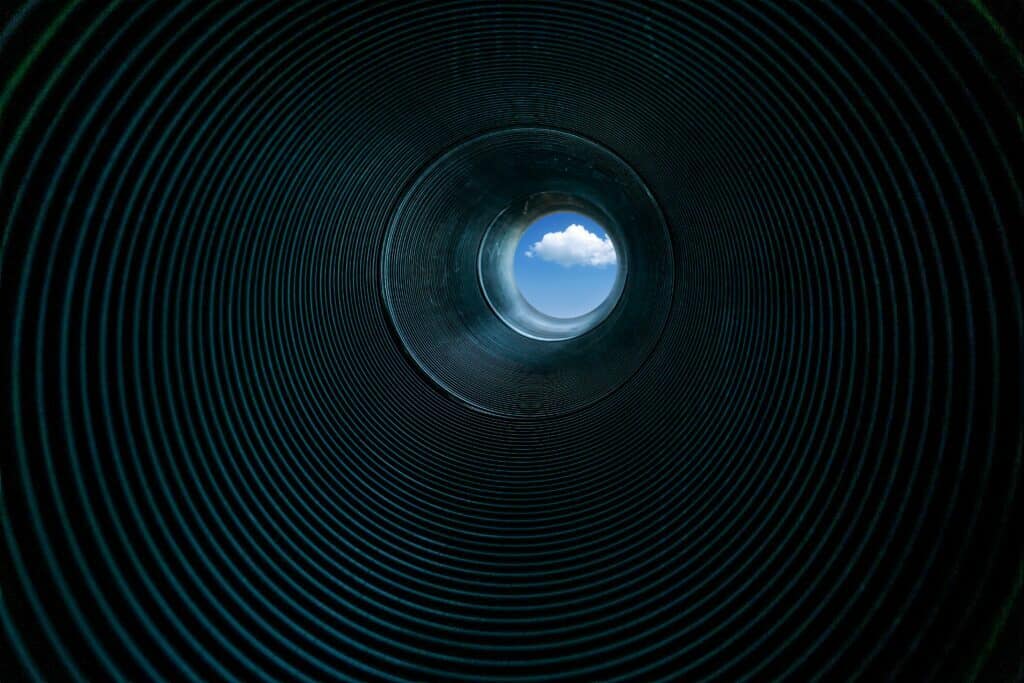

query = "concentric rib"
[[1, 1, 1021, 681]]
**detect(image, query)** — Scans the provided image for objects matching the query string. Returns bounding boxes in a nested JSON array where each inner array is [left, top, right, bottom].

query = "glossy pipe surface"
[[1, 2, 1021, 680]]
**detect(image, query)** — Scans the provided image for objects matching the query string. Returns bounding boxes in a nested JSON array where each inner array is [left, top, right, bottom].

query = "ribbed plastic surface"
[[2, 2, 1021, 680]]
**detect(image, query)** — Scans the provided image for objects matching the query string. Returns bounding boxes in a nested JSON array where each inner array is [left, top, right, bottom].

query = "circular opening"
[[477, 193, 628, 342], [385, 127, 672, 413], [514, 212, 619, 318]]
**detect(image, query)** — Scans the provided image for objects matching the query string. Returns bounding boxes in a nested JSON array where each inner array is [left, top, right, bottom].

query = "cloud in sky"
[[525, 224, 617, 268]]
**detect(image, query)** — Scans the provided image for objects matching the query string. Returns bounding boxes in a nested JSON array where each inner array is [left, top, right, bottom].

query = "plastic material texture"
[[1, 2, 1021, 681]]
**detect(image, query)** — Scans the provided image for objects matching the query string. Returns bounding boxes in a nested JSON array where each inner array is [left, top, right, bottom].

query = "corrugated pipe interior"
[[1, 2, 1021, 681], [384, 127, 671, 414]]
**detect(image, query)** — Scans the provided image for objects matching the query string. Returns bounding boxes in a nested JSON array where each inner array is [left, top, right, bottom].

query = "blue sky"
[[514, 211, 618, 318]]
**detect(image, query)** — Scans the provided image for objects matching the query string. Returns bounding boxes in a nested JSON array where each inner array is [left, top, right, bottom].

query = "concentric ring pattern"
[[2, 2, 1021, 681], [383, 126, 674, 415]]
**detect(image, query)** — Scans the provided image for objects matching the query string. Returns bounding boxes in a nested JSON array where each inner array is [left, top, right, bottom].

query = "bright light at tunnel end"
[[514, 211, 619, 319]]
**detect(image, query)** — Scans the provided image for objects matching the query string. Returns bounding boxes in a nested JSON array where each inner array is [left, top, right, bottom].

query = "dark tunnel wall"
[[1, 1, 1021, 680]]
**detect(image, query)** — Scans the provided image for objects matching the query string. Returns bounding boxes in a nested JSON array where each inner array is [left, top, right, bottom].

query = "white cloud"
[[525, 224, 617, 267]]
